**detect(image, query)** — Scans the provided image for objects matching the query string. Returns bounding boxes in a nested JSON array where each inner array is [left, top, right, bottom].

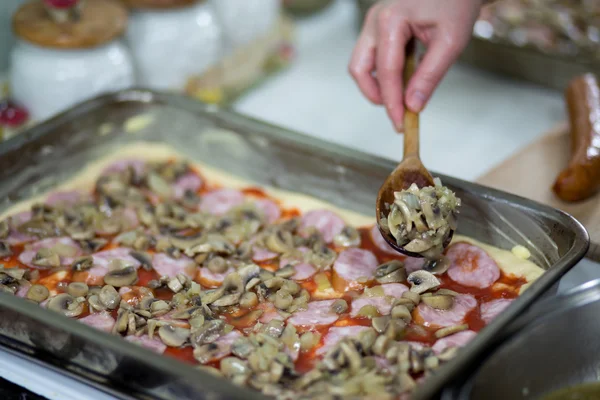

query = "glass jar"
[[210, 0, 281, 48], [125, 0, 223, 91], [9, 0, 135, 121]]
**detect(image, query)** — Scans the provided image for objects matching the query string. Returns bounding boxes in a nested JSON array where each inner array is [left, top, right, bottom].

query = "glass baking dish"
[[0, 89, 588, 400]]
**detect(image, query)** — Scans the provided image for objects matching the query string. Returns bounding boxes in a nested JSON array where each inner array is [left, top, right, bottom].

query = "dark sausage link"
[[552, 74, 600, 202]]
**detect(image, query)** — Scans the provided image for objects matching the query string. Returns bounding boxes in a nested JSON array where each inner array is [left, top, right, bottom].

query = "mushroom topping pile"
[[0, 156, 521, 400], [382, 178, 461, 259]]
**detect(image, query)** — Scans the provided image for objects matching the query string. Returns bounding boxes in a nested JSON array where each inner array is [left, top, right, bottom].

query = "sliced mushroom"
[[422, 256, 451, 275], [407, 270, 440, 294], [191, 319, 225, 346], [333, 226, 361, 248], [67, 282, 89, 298], [26, 284, 49, 303], [158, 325, 190, 347], [104, 266, 138, 287], [401, 291, 421, 305], [372, 316, 390, 333], [0, 221, 8, 239], [79, 238, 108, 253], [273, 290, 293, 310], [375, 260, 407, 284], [310, 244, 337, 269], [47, 293, 83, 317], [71, 256, 93, 271], [435, 324, 468, 339], [206, 256, 228, 274], [274, 265, 295, 279], [147, 172, 173, 199], [98, 285, 121, 310], [391, 305, 412, 322], [221, 357, 250, 378], [330, 299, 348, 314], [32, 248, 60, 268], [239, 292, 258, 309], [437, 346, 459, 362], [265, 230, 294, 254], [130, 251, 153, 271], [421, 294, 454, 310]]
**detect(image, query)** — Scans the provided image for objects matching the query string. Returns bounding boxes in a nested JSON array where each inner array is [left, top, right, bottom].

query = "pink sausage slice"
[[288, 300, 340, 328], [280, 247, 316, 281], [447, 243, 501, 289], [102, 159, 146, 177], [197, 266, 235, 287], [252, 247, 278, 263], [46, 191, 86, 206], [6, 211, 35, 245], [316, 325, 371, 355], [480, 298, 514, 324], [152, 253, 196, 278], [79, 312, 116, 333], [350, 284, 408, 317], [416, 294, 478, 328], [199, 189, 245, 216], [173, 172, 203, 200], [254, 198, 281, 224], [369, 224, 399, 255], [332, 248, 378, 291], [89, 247, 142, 278], [19, 237, 83, 269], [300, 209, 345, 243], [432, 330, 477, 354], [125, 334, 167, 354]]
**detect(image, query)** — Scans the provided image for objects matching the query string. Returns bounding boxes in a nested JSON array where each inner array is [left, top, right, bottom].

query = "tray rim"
[[0, 88, 590, 400]]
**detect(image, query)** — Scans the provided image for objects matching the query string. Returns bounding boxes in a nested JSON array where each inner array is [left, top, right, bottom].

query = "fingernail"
[[407, 90, 426, 112], [395, 122, 404, 132]]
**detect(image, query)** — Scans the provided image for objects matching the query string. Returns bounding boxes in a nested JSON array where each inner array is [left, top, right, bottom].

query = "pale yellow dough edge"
[[1, 141, 544, 293]]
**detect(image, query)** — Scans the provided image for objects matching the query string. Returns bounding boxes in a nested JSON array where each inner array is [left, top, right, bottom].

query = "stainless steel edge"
[[0, 89, 590, 400]]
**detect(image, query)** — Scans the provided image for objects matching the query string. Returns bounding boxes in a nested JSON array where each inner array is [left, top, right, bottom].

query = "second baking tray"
[[0, 89, 589, 400]]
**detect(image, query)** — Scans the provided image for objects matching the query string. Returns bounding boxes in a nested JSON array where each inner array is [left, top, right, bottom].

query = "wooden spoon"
[[375, 39, 453, 257]]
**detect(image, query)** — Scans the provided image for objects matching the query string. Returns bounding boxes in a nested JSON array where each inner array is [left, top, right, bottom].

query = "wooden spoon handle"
[[403, 38, 420, 158]]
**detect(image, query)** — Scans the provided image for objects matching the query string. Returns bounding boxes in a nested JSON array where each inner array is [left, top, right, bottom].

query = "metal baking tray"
[[0, 89, 588, 400], [459, 36, 600, 91], [441, 278, 600, 399]]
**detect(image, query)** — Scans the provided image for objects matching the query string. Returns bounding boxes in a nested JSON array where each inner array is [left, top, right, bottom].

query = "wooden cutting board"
[[476, 122, 600, 262]]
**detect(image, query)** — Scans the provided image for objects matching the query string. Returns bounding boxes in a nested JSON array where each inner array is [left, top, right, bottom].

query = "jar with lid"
[[124, 0, 223, 91], [9, 0, 135, 122], [209, 0, 281, 49]]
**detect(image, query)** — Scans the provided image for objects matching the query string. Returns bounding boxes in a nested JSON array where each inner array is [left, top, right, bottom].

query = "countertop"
[[0, 1, 597, 399]]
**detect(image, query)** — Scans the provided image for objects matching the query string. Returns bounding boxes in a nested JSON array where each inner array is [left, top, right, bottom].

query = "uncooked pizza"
[[0, 142, 544, 400]]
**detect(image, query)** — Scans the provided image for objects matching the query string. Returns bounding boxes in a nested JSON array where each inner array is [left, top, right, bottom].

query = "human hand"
[[349, 0, 484, 131]]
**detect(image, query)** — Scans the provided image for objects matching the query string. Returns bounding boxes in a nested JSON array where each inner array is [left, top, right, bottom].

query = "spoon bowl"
[[375, 39, 455, 257]]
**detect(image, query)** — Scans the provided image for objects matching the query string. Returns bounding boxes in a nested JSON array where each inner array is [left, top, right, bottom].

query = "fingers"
[[405, 32, 464, 113], [349, 6, 382, 105], [375, 8, 411, 132]]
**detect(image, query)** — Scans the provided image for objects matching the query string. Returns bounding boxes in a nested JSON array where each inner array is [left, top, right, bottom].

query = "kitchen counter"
[[0, 1, 597, 398]]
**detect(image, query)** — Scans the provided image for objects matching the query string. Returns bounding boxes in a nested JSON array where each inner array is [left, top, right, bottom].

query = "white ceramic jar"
[[210, 0, 281, 48], [10, 40, 134, 121], [9, 0, 134, 121], [125, 0, 223, 91]]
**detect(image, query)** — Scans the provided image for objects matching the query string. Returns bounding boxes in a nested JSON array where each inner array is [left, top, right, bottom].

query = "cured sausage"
[[431, 330, 477, 354], [172, 172, 203, 200], [446, 243, 500, 289], [196, 266, 235, 288], [553, 74, 600, 202], [480, 298, 513, 324], [350, 283, 408, 317], [300, 209, 346, 243], [287, 300, 340, 328], [102, 159, 146, 177], [19, 237, 82, 269], [252, 246, 278, 262], [416, 294, 477, 328], [152, 253, 196, 278], [199, 188, 245, 215], [369, 224, 399, 255], [89, 247, 142, 277], [316, 325, 371, 355], [125, 334, 167, 354], [254, 198, 281, 224], [280, 247, 316, 281], [79, 312, 116, 333], [332, 248, 378, 291], [6, 211, 35, 245]]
